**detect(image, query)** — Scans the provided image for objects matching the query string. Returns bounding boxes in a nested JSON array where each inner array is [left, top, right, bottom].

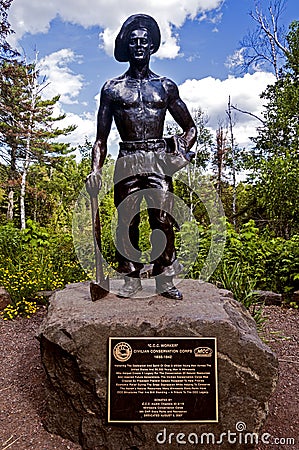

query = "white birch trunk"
[[20, 148, 31, 229], [20, 55, 38, 229], [6, 189, 14, 221], [227, 96, 237, 227]]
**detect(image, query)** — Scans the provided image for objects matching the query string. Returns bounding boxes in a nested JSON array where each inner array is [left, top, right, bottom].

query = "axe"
[[87, 179, 110, 300]]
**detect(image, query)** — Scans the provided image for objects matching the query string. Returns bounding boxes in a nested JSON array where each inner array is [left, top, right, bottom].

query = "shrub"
[[186, 219, 299, 316], [0, 221, 89, 319]]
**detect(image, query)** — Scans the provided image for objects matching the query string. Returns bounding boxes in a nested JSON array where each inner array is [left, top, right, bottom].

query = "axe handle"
[[90, 195, 105, 283]]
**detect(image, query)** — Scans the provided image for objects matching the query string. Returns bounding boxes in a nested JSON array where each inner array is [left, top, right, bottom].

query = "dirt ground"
[[0, 305, 298, 450]]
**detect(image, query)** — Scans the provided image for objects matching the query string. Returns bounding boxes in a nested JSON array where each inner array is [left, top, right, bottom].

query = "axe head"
[[90, 279, 110, 301]]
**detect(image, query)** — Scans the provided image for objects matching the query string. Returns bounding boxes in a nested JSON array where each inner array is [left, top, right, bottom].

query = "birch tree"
[[238, 0, 289, 78]]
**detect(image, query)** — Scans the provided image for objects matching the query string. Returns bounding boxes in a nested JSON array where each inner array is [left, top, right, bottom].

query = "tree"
[[26, 155, 86, 228], [0, 59, 26, 220], [246, 21, 299, 237], [212, 124, 228, 197], [238, 0, 288, 78], [0, 57, 76, 227], [190, 107, 213, 171], [186, 108, 213, 219], [210, 99, 243, 226], [226, 96, 237, 226], [0, 0, 15, 59]]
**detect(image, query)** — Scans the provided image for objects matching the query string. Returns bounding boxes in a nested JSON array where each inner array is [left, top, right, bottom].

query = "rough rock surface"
[[253, 290, 282, 306], [0, 286, 11, 310], [38, 280, 278, 450], [291, 290, 299, 303]]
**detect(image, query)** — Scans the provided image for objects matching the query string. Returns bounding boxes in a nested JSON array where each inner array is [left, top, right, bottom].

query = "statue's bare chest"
[[113, 78, 167, 111]]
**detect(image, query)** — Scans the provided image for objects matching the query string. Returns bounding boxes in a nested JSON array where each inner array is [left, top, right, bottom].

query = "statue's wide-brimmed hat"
[[114, 14, 161, 62]]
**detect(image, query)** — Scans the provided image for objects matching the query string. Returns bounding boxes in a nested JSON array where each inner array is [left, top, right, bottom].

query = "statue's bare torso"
[[102, 71, 181, 141]]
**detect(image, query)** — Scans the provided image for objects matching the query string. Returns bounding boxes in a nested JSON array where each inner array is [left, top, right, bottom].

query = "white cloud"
[[60, 111, 95, 146], [178, 71, 276, 147], [225, 48, 245, 69], [35, 49, 94, 149], [50, 96, 119, 154], [38, 49, 84, 104], [59, 110, 120, 158], [9, 0, 224, 59]]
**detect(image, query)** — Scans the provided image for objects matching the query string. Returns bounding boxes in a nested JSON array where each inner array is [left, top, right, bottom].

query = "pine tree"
[[0, 0, 15, 59], [0, 57, 76, 227]]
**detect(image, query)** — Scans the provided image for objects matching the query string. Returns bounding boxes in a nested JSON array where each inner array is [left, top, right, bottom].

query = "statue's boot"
[[117, 275, 142, 298], [156, 275, 183, 300]]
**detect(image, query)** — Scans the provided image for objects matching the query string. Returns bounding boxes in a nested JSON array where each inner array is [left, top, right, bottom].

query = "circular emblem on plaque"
[[113, 342, 132, 362], [194, 347, 213, 357]]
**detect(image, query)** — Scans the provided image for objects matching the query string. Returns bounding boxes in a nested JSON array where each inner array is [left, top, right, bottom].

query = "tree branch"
[[231, 105, 265, 124]]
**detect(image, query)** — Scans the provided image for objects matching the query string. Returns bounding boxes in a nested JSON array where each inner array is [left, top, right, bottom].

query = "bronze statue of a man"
[[88, 14, 197, 299]]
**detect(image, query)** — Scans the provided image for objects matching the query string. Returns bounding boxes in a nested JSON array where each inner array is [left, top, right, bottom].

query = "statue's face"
[[128, 29, 153, 62]]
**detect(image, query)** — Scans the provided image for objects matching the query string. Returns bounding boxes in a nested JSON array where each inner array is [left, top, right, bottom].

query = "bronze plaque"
[[108, 337, 218, 423]]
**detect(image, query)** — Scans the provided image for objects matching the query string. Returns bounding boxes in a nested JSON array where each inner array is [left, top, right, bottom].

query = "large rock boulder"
[[38, 280, 278, 450]]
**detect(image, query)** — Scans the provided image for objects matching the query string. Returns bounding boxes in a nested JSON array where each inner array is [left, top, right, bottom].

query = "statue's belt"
[[119, 139, 166, 152], [116, 137, 190, 177]]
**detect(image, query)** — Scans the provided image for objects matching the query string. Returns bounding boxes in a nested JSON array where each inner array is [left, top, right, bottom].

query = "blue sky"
[[7, 0, 298, 155]]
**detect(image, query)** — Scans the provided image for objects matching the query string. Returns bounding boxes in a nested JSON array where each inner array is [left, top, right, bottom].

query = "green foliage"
[[185, 220, 299, 314], [286, 20, 299, 75], [177, 221, 202, 271], [138, 206, 152, 263], [245, 21, 299, 237], [191, 108, 213, 170], [99, 187, 117, 266], [0, 221, 23, 257], [21, 218, 50, 246], [267, 234, 299, 295], [217, 221, 299, 295], [0, 59, 76, 162], [219, 261, 265, 327], [0, 0, 15, 58], [0, 221, 89, 319], [3, 217, 299, 321], [26, 156, 88, 228], [0, 57, 77, 227]]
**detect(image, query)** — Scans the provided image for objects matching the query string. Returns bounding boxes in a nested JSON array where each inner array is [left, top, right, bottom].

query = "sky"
[[7, 0, 298, 158]]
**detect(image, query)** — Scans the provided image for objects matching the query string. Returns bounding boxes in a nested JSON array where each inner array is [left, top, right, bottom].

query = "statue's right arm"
[[86, 83, 113, 194], [92, 82, 113, 172]]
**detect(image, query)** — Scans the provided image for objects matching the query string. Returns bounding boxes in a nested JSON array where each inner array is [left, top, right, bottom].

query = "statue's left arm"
[[165, 79, 197, 151]]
